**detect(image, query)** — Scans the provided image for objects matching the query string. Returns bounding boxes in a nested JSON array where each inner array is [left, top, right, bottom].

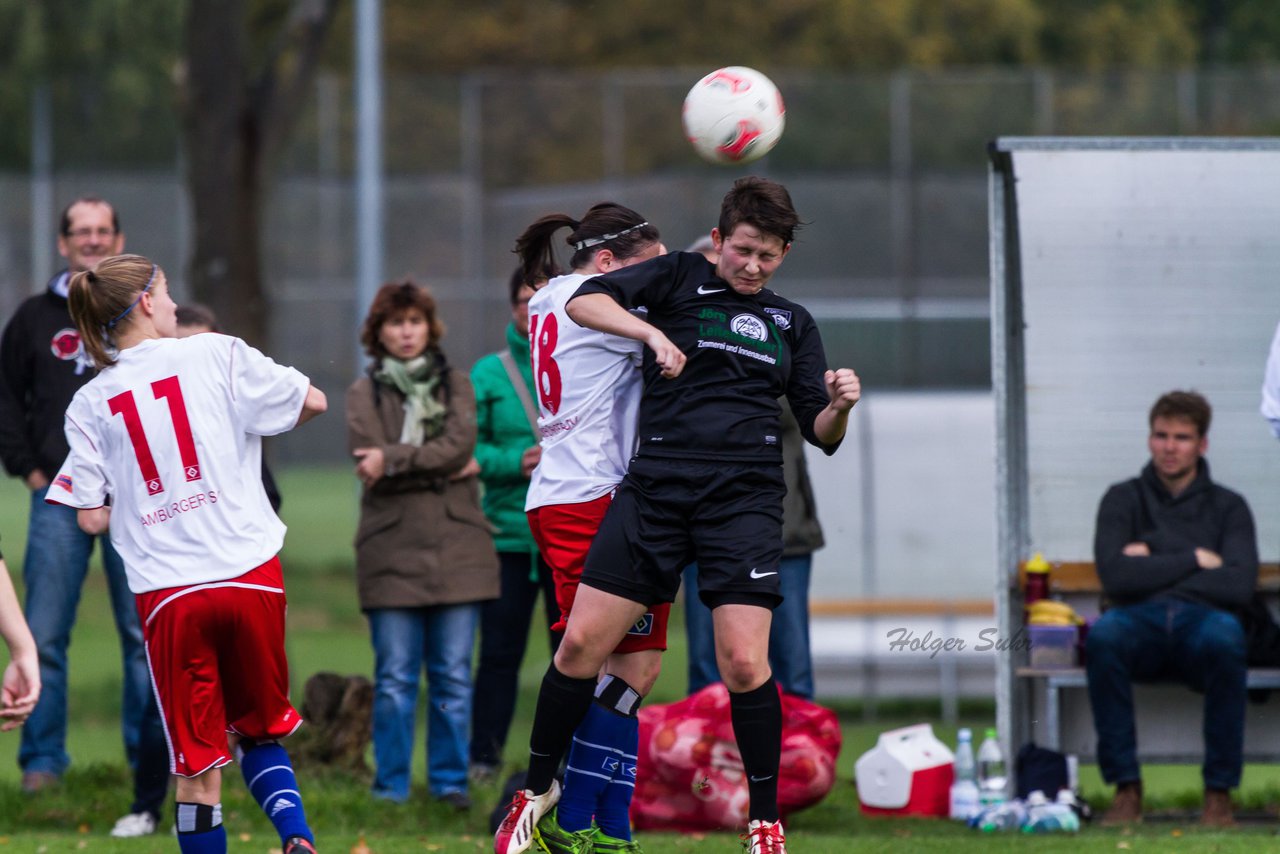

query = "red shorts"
[[135, 557, 302, 777], [528, 494, 669, 654]]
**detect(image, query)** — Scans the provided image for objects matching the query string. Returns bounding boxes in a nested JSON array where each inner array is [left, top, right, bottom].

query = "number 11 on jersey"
[[108, 375, 203, 496]]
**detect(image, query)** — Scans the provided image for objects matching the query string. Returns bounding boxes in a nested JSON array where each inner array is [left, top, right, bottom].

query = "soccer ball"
[[682, 66, 785, 166]]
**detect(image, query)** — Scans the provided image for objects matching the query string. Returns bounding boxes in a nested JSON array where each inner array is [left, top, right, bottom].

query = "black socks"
[[729, 676, 783, 823], [526, 663, 597, 794]]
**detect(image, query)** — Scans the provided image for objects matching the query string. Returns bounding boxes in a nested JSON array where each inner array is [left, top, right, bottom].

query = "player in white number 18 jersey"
[[48, 254, 327, 854], [495, 204, 666, 854], [523, 267, 642, 511]]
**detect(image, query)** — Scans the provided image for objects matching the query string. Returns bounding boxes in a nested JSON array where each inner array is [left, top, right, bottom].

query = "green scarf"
[[374, 354, 447, 445]]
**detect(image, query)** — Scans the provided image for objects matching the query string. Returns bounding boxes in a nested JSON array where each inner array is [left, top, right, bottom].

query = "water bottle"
[[976, 727, 1007, 806], [1021, 790, 1081, 833], [949, 728, 980, 821], [969, 798, 1026, 832], [1056, 785, 1090, 823]]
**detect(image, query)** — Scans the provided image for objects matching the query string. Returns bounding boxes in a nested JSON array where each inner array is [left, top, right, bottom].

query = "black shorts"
[[581, 456, 785, 610]]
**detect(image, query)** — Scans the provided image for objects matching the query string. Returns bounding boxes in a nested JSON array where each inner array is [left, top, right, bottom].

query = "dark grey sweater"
[[1094, 459, 1258, 611]]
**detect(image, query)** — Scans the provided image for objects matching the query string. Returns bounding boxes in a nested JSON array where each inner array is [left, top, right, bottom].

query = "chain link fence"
[[3, 67, 1279, 462]]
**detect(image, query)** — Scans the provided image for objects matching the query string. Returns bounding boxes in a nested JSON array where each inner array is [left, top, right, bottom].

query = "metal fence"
[[4, 67, 1280, 462]]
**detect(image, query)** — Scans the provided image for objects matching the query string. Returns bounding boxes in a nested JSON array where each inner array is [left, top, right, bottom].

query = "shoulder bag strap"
[[496, 349, 541, 437]]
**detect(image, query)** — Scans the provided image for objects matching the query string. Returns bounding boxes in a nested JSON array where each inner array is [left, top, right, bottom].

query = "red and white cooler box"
[[854, 723, 955, 818]]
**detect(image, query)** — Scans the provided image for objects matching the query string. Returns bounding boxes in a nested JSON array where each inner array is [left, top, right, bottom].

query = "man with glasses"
[[0, 197, 168, 837]]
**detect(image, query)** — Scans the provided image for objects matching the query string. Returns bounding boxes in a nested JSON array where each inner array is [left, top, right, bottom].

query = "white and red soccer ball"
[[682, 66, 786, 166]]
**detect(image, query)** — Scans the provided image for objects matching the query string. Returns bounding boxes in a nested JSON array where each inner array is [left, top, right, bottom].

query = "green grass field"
[[2, 468, 1280, 850]]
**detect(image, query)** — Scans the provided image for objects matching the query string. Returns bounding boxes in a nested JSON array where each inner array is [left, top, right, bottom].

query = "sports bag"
[[631, 682, 841, 831]]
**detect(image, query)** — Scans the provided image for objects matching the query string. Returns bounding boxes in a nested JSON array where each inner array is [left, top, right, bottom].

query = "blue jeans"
[[368, 604, 479, 801], [19, 489, 153, 776], [683, 556, 814, 699], [1085, 599, 1247, 790], [470, 551, 560, 768]]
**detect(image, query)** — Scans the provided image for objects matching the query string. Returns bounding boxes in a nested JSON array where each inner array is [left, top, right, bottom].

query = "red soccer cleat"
[[740, 819, 786, 854], [493, 779, 561, 854]]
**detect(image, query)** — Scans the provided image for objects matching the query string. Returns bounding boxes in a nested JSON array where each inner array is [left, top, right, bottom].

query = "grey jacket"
[[780, 401, 825, 557]]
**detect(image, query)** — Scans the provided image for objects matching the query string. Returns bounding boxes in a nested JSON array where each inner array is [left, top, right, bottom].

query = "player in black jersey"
[[495, 177, 858, 854]]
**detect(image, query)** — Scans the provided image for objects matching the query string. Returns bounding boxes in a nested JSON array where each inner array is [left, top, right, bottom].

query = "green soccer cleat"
[[591, 828, 645, 853], [531, 808, 595, 854]]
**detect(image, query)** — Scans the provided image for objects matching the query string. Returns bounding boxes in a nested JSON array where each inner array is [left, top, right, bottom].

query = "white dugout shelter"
[[989, 138, 1280, 775]]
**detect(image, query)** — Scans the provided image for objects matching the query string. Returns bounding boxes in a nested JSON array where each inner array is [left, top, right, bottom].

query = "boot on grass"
[[1101, 780, 1142, 826]]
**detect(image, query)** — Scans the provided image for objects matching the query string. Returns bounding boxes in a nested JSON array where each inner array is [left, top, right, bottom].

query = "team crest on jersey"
[[627, 612, 655, 636], [50, 328, 82, 360], [55, 473, 73, 492], [763, 307, 792, 330], [730, 314, 769, 342]]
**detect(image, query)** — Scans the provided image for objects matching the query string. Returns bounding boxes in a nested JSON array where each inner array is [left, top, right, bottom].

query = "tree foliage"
[[2, 0, 1276, 172], [0, 1, 340, 343], [0, 0, 181, 167], [348, 0, 1280, 73]]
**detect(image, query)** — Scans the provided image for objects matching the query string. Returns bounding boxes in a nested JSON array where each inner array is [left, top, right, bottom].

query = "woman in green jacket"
[[468, 269, 561, 781]]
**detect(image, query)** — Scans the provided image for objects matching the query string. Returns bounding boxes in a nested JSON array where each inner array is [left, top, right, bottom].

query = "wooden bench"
[[1015, 561, 1280, 762], [811, 598, 994, 618]]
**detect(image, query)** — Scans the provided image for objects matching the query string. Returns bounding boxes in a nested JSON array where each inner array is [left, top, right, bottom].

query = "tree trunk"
[[180, 0, 338, 350], [182, 0, 267, 347]]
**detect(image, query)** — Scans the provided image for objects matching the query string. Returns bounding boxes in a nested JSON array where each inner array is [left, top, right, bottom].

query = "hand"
[[0, 654, 40, 732], [1195, 548, 1223, 570], [449, 457, 482, 481], [645, 330, 686, 379], [520, 446, 542, 478], [24, 470, 48, 492], [825, 368, 861, 413], [1122, 542, 1151, 557], [77, 507, 111, 535], [353, 447, 386, 487]]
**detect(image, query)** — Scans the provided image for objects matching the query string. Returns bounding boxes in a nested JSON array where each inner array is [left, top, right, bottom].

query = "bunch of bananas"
[[1026, 599, 1084, 626]]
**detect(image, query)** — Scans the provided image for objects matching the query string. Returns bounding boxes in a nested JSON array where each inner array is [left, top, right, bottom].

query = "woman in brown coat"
[[346, 280, 499, 809]]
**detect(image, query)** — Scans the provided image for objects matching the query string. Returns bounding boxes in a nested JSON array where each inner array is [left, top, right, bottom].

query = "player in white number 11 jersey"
[[48, 254, 327, 854]]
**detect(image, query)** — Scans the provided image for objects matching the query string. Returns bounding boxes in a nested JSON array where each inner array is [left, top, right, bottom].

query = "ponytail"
[[69, 269, 114, 367], [514, 213, 574, 287], [67, 254, 163, 368]]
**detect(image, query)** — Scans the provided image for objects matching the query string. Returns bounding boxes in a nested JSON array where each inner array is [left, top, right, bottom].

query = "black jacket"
[[1094, 459, 1258, 611], [0, 275, 95, 480]]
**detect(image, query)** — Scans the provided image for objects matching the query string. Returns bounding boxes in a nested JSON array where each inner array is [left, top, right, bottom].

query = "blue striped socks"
[[237, 741, 314, 845], [557, 702, 640, 837], [596, 714, 638, 840]]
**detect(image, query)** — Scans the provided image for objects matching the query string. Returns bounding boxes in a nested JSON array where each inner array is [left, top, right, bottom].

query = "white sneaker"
[[493, 778, 561, 854], [110, 811, 158, 838], [741, 819, 786, 854]]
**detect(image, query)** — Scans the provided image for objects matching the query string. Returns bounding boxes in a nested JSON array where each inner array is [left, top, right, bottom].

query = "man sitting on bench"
[[1088, 390, 1257, 827]]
